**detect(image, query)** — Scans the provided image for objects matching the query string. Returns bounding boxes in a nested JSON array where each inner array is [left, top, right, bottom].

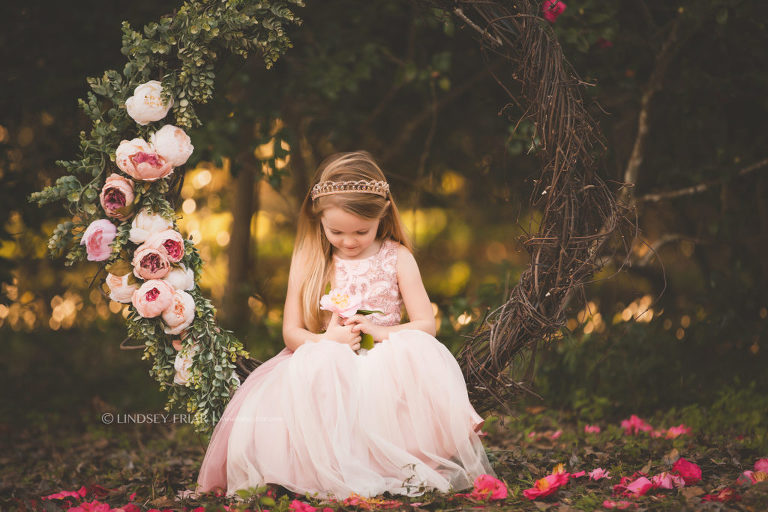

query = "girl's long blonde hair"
[[292, 151, 412, 332]]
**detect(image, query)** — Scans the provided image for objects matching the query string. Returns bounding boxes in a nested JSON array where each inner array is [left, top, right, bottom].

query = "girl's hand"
[[325, 311, 362, 351], [343, 315, 388, 343]]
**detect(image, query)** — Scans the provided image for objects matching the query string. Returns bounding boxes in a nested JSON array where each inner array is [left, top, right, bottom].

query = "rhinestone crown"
[[311, 179, 389, 200]]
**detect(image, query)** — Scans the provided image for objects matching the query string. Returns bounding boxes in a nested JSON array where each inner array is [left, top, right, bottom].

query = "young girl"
[[195, 151, 494, 499]]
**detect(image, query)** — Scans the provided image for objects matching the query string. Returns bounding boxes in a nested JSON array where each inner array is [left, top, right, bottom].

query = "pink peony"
[[173, 343, 199, 385], [672, 458, 702, 485], [81, 219, 117, 261], [162, 289, 196, 335], [585, 424, 601, 434], [523, 472, 569, 500], [665, 424, 692, 439], [115, 138, 173, 182], [542, 0, 566, 23], [145, 229, 185, 262], [132, 279, 174, 318], [99, 173, 135, 220], [650, 471, 685, 489], [589, 468, 611, 480], [106, 272, 138, 303], [163, 263, 195, 291], [467, 474, 508, 501], [129, 208, 173, 244], [320, 288, 362, 318], [132, 246, 171, 280], [755, 458, 768, 473], [150, 124, 194, 167], [125, 80, 172, 125], [289, 500, 317, 512], [621, 415, 653, 435]]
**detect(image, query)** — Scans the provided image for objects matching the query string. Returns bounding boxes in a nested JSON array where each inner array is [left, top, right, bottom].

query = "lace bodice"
[[331, 239, 403, 327]]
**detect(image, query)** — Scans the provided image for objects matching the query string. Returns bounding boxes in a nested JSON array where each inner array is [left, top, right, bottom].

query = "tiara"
[[311, 179, 390, 200]]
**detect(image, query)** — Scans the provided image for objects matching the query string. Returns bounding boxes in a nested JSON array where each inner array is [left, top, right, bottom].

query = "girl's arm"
[[390, 244, 437, 336], [282, 255, 323, 351]]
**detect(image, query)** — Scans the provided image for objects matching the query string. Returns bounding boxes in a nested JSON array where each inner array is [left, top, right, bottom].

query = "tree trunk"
[[221, 164, 257, 330]]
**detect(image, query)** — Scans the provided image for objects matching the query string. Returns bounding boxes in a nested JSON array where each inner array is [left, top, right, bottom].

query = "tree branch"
[[637, 158, 768, 203], [622, 17, 681, 193]]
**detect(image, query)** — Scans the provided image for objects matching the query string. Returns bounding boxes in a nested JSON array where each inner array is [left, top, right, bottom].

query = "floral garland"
[[28, 1, 303, 435]]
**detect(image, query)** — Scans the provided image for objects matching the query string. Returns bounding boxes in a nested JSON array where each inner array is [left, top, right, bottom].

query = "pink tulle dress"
[[195, 239, 495, 499]]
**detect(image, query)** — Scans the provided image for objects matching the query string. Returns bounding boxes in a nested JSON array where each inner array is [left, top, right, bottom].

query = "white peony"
[[150, 124, 194, 167], [173, 343, 199, 386], [125, 80, 173, 126], [162, 289, 196, 335], [163, 263, 195, 291], [129, 208, 173, 244], [105, 272, 138, 303]]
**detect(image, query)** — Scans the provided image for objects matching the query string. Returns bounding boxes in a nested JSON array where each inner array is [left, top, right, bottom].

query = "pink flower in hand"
[[81, 219, 117, 261], [542, 0, 567, 23], [320, 288, 362, 318], [672, 458, 702, 485]]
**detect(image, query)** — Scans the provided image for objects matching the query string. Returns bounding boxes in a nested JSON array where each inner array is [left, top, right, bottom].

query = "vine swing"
[[29, 0, 631, 436]]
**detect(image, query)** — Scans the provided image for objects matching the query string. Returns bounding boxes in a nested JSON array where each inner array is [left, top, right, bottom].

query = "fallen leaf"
[[682, 486, 705, 499], [662, 448, 679, 466]]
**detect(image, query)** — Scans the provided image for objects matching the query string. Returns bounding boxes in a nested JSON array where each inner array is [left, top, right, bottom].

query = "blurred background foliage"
[[1, 0, 767, 429]]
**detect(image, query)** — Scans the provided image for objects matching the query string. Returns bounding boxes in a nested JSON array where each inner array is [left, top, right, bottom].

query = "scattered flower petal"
[[590, 468, 612, 480], [672, 457, 702, 485]]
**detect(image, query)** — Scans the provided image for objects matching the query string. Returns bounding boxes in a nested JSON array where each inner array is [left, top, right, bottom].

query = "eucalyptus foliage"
[[28, 0, 303, 434]]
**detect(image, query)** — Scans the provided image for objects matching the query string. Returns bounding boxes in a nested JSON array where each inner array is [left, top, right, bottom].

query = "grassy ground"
[[2, 328, 766, 511], [2, 404, 766, 511]]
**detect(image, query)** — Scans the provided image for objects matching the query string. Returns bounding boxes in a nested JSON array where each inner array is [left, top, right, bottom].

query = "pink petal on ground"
[[41, 485, 88, 500]]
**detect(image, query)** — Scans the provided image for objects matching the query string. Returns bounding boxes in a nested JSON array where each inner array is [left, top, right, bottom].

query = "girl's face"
[[320, 206, 381, 259]]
